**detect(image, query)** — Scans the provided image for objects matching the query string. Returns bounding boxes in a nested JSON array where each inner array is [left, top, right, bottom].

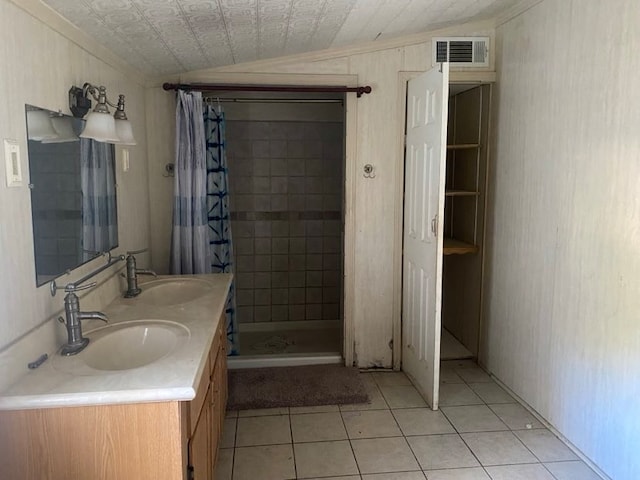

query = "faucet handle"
[[63, 281, 97, 294], [126, 248, 148, 256]]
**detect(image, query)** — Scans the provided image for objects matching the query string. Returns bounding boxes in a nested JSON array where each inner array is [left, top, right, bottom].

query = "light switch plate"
[[3, 139, 22, 187], [122, 148, 130, 172]]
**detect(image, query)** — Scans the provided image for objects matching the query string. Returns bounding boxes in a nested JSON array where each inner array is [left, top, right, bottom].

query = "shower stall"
[[221, 93, 345, 367]]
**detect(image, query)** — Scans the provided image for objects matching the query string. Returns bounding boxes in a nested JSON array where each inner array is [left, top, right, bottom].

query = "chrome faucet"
[[123, 248, 157, 298], [58, 282, 108, 356]]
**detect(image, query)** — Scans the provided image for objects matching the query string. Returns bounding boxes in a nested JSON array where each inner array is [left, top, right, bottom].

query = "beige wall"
[[485, 0, 640, 478], [0, 0, 150, 356], [147, 23, 495, 367]]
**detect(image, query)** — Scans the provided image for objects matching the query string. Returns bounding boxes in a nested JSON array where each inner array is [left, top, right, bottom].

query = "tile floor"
[[216, 361, 601, 480]]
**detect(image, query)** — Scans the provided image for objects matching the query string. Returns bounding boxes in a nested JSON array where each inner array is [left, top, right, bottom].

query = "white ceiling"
[[42, 0, 521, 75]]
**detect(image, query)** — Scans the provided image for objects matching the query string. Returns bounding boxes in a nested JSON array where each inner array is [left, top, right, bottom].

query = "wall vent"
[[433, 37, 489, 67]]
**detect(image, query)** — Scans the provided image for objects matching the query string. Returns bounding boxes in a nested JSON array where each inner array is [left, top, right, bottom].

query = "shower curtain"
[[80, 138, 118, 261], [204, 104, 238, 355], [170, 91, 211, 274]]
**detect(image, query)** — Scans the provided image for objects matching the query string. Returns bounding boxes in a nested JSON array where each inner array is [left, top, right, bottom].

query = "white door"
[[402, 64, 449, 410]]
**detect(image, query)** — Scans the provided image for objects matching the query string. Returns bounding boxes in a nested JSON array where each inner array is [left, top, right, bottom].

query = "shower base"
[[229, 320, 342, 370]]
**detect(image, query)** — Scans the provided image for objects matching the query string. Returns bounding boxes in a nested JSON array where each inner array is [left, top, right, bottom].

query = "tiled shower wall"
[[226, 120, 344, 323]]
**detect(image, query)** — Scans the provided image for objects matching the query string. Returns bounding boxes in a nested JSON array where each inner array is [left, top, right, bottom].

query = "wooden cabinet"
[[0, 315, 228, 480]]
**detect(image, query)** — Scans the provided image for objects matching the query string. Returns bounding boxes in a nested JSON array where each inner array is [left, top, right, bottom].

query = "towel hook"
[[363, 164, 376, 179]]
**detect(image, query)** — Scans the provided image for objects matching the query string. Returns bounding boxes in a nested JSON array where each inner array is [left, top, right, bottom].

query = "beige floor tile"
[[439, 369, 465, 384], [484, 464, 555, 479], [468, 383, 515, 404], [351, 437, 420, 474], [238, 407, 290, 417], [294, 440, 359, 478], [342, 410, 402, 439], [514, 430, 578, 462], [487, 404, 544, 430], [441, 360, 478, 369], [372, 371, 413, 387], [543, 461, 602, 480], [441, 405, 508, 433], [379, 385, 427, 408], [214, 448, 233, 480], [438, 384, 484, 407], [291, 412, 348, 442], [456, 367, 493, 383], [236, 415, 291, 447], [290, 404, 340, 414], [220, 418, 237, 449], [363, 472, 426, 479], [392, 408, 455, 436], [425, 467, 490, 480], [407, 434, 480, 470], [233, 444, 295, 480], [461, 431, 538, 466], [305, 477, 361, 480], [340, 381, 389, 411]]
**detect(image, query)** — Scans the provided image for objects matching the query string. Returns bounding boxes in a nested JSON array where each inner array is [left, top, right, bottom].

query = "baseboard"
[[228, 353, 343, 369]]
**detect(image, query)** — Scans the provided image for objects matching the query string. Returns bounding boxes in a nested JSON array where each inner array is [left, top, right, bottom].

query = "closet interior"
[[440, 84, 491, 360]]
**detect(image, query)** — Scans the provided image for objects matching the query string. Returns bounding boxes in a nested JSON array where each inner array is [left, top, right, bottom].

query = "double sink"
[[55, 278, 212, 373]]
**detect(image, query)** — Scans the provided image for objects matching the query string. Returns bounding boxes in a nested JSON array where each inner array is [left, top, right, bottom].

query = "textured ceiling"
[[42, 0, 522, 75]]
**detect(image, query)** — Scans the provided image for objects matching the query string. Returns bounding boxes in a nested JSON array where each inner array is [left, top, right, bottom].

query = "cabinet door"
[[210, 381, 221, 471], [219, 327, 228, 411], [189, 389, 212, 480]]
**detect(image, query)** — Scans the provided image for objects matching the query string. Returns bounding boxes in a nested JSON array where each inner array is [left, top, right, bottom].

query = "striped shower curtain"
[[80, 138, 118, 260], [204, 104, 238, 355], [170, 91, 211, 274]]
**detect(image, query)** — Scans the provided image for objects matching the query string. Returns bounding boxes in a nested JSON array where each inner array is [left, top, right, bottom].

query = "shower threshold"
[[228, 352, 343, 370]]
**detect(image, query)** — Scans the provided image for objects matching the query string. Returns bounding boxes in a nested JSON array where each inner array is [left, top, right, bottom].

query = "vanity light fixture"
[[42, 115, 79, 144], [26, 109, 57, 141], [68, 83, 137, 145]]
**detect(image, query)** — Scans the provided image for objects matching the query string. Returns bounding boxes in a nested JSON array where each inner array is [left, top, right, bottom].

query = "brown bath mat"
[[227, 364, 369, 410]]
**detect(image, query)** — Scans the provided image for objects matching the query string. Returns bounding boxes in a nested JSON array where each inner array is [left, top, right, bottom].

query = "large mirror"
[[26, 105, 118, 286]]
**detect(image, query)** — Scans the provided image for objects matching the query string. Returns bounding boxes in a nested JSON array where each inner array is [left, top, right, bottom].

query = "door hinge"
[[388, 338, 393, 350], [187, 465, 194, 480], [431, 214, 438, 236]]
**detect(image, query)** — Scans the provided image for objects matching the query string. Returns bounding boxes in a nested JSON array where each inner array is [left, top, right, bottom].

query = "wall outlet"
[[3, 139, 22, 187]]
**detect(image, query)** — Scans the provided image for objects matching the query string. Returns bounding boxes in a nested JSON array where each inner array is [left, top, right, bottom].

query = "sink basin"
[[136, 278, 211, 306], [81, 320, 190, 371]]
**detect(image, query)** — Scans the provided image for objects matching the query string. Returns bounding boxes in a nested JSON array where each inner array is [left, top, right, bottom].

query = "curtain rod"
[[162, 83, 372, 97], [203, 98, 343, 104]]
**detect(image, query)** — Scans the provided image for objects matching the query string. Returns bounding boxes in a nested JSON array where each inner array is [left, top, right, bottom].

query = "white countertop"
[[0, 273, 232, 410]]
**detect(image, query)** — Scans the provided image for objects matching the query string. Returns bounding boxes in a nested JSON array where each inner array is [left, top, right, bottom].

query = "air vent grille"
[[433, 37, 489, 67]]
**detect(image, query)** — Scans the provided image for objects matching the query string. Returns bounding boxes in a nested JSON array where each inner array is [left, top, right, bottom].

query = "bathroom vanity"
[[0, 274, 231, 480]]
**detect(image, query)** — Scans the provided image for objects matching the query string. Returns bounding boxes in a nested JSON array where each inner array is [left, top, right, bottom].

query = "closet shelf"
[[447, 143, 481, 150], [445, 190, 480, 197], [443, 238, 479, 255]]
